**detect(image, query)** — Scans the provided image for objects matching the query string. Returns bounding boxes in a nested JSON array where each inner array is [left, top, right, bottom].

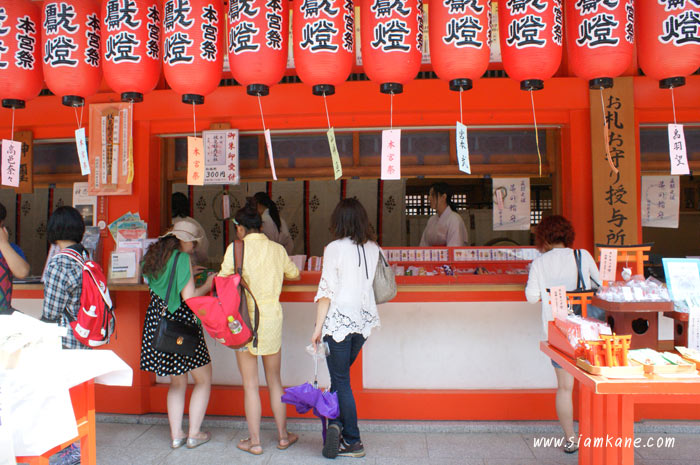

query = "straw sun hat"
[[161, 221, 203, 243]]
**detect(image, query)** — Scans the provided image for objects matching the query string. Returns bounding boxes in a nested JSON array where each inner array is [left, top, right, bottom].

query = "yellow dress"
[[219, 233, 300, 355]]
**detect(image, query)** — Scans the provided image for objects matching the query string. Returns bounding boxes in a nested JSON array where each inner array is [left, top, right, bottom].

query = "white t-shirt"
[[261, 209, 294, 254], [314, 237, 381, 342], [525, 247, 601, 336], [419, 206, 469, 247]]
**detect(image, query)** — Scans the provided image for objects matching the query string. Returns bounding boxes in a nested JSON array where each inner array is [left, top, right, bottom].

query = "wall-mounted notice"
[[641, 176, 679, 229], [202, 129, 240, 185], [88, 103, 133, 196], [492, 178, 530, 231]]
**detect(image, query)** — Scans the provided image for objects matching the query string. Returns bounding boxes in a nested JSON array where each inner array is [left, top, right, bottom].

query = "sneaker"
[[322, 424, 341, 459], [564, 440, 579, 454], [338, 439, 365, 458]]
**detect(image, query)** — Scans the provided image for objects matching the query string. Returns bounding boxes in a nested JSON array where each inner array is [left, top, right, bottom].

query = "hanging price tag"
[[75, 127, 90, 175], [187, 136, 205, 186], [327, 127, 342, 180], [668, 124, 689, 175], [1, 139, 21, 187], [456, 122, 471, 174], [264, 129, 277, 181], [222, 194, 230, 220], [599, 248, 618, 283], [550, 286, 568, 321], [381, 129, 401, 180]]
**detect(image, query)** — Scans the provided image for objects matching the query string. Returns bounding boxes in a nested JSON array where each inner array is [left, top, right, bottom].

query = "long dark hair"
[[330, 198, 376, 245], [253, 192, 281, 232], [142, 235, 180, 278], [234, 202, 263, 231], [430, 182, 459, 212]]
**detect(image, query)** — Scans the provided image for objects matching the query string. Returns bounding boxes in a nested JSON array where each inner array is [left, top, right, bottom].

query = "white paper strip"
[[599, 248, 618, 282], [381, 129, 401, 180], [75, 128, 90, 176], [456, 122, 471, 174], [1, 139, 21, 187], [669, 124, 690, 175], [550, 285, 568, 321], [264, 129, 277, 181]]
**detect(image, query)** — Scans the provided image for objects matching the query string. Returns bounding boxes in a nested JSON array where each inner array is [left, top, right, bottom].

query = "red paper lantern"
[[361, 0, 423, 94], [292, 0, 353, 96], [41, 0, 102, 107], [101, 0, 161, 102], [162, 0, 223, 104], [429, 0, 490, 91], [0, 0, 43, 109], [228, 0, 289, 96], [498, 0, 563, 91], [566, 0, 634, 89], [638, 0, 700, 89]]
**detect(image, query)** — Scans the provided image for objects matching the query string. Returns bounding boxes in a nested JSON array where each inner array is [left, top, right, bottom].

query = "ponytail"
[[253, 192, 281, 232], [430, 182, 459, 212]]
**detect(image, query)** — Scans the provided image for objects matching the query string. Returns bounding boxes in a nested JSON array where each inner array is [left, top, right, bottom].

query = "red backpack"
[[60, 248, 115, 347], [187, 240, 260, 349]]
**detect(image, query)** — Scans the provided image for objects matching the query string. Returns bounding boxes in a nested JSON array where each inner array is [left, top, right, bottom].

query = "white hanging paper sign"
[[187, 136, 205, 186], [456, 122, 471, 174], [327, 128, 342, 180], [72, 182, 97, 227], [599, 248, 618, 282], [641, 176, 679, 228], [381, 129, 401, 180], [1, 139, 21, 187], [550, 285, 568, 321], [202, 129, 239, 184], [668, 124, 689, 175], [100, 116, 108, 186], [75, 128, 90, 175], [222, 194, 231, 219], [264, 129, 277, 181], [492, 178, 530, 231], [687, 296, 700, 351]]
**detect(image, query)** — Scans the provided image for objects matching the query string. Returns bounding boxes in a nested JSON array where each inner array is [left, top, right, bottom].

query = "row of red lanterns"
[[0, 0, 698, 109]]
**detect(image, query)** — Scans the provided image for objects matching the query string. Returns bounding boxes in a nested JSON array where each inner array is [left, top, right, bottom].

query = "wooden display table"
[[15, 380, 96, 465], [541, 342, 700, 465], [591, 297, 673, 349]]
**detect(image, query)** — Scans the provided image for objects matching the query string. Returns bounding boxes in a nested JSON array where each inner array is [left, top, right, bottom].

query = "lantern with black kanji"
[[41, 0, 102, 107], [0, 0, 43, 109], [101, 0, 161, 102], [429, 0, 490, 91], [638, 0, 700, 89], [293, 0, 353, 96], [228, 0, 289, 96], [498, 0, 563, 91], [361, 0, 423, 94], [162, 0, 223, 104], [566, 0, 634, 89]]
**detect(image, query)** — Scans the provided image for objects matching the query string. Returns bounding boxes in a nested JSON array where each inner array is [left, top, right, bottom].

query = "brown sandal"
[[277, 432, 298, 450], [237, 438, 263, 455]]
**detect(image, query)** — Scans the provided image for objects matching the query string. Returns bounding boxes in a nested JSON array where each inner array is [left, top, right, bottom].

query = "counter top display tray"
[[576, 358, 645, 378], [591, 296, 674, 312]]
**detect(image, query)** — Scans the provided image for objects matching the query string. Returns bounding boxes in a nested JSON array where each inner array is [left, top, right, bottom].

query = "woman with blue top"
[[140, 221, 214, 450]]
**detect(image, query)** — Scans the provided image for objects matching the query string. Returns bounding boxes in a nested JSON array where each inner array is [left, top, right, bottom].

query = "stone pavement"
[[91, 415, 700, 465]]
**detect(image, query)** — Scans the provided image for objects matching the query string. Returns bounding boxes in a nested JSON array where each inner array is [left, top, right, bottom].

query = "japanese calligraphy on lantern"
[[492, 177, 530, 231], [201, 129, 240, 184], [327, 128, 343, 180], [1, 139, 21, 187], [599, 247, 618, 282], [668, 124, 689, 175], [549, 285, 568, 321], [591, 77, 638, 248], [381, 129, 401, 180], [187, 136, 205, 185], [456, 121, 471, 174], [642, 176, 679, 229], [75, 127, 90, 175], [88, 103, 133, 196], [264, 129, 278, 180]]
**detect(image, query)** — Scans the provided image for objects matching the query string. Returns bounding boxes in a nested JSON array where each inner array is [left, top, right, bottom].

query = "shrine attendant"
[[419, 182, 468, 247], [525, 215, 600, 454]]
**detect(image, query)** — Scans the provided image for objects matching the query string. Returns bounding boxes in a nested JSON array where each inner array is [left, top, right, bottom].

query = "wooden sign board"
[[590, 77, 639, 250], [88, 102, 133, 196], [13, 131, 33, 194]]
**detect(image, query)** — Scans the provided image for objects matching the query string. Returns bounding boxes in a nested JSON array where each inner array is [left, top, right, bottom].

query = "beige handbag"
[[373, 251, 397, 304]]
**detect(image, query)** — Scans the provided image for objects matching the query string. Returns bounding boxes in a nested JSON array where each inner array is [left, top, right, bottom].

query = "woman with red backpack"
[[140, 221, 215, 449]]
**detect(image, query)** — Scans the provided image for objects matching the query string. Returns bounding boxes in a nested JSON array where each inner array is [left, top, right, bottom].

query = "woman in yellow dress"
[[219, 202, 301, 455]]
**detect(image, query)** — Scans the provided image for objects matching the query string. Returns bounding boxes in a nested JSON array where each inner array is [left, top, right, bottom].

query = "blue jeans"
[[324, 333, 365, 445]]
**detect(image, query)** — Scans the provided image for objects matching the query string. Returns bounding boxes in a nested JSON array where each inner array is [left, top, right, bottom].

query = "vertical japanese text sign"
[[590, 76, 638, 249], [13, 131, 33, 194], [381, 129, 401, 180]]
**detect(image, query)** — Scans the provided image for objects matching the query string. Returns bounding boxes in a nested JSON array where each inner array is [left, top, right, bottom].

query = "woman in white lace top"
[[311, 198, 380, 459]]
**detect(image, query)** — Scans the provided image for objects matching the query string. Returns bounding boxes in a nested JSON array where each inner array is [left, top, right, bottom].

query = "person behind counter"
[[140, 221, 215, 450], [525, 215, 600, 454], [219, 202, 300, 456], [253, 192, 294, 254], [0, 202, 29, 315], [311, 198, 381, 459], [172, 192, 210, 268], [419, 182, 468, 247]]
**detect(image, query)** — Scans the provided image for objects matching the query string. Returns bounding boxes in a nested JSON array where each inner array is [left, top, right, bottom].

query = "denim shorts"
[[551, 359, 563, 369]]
